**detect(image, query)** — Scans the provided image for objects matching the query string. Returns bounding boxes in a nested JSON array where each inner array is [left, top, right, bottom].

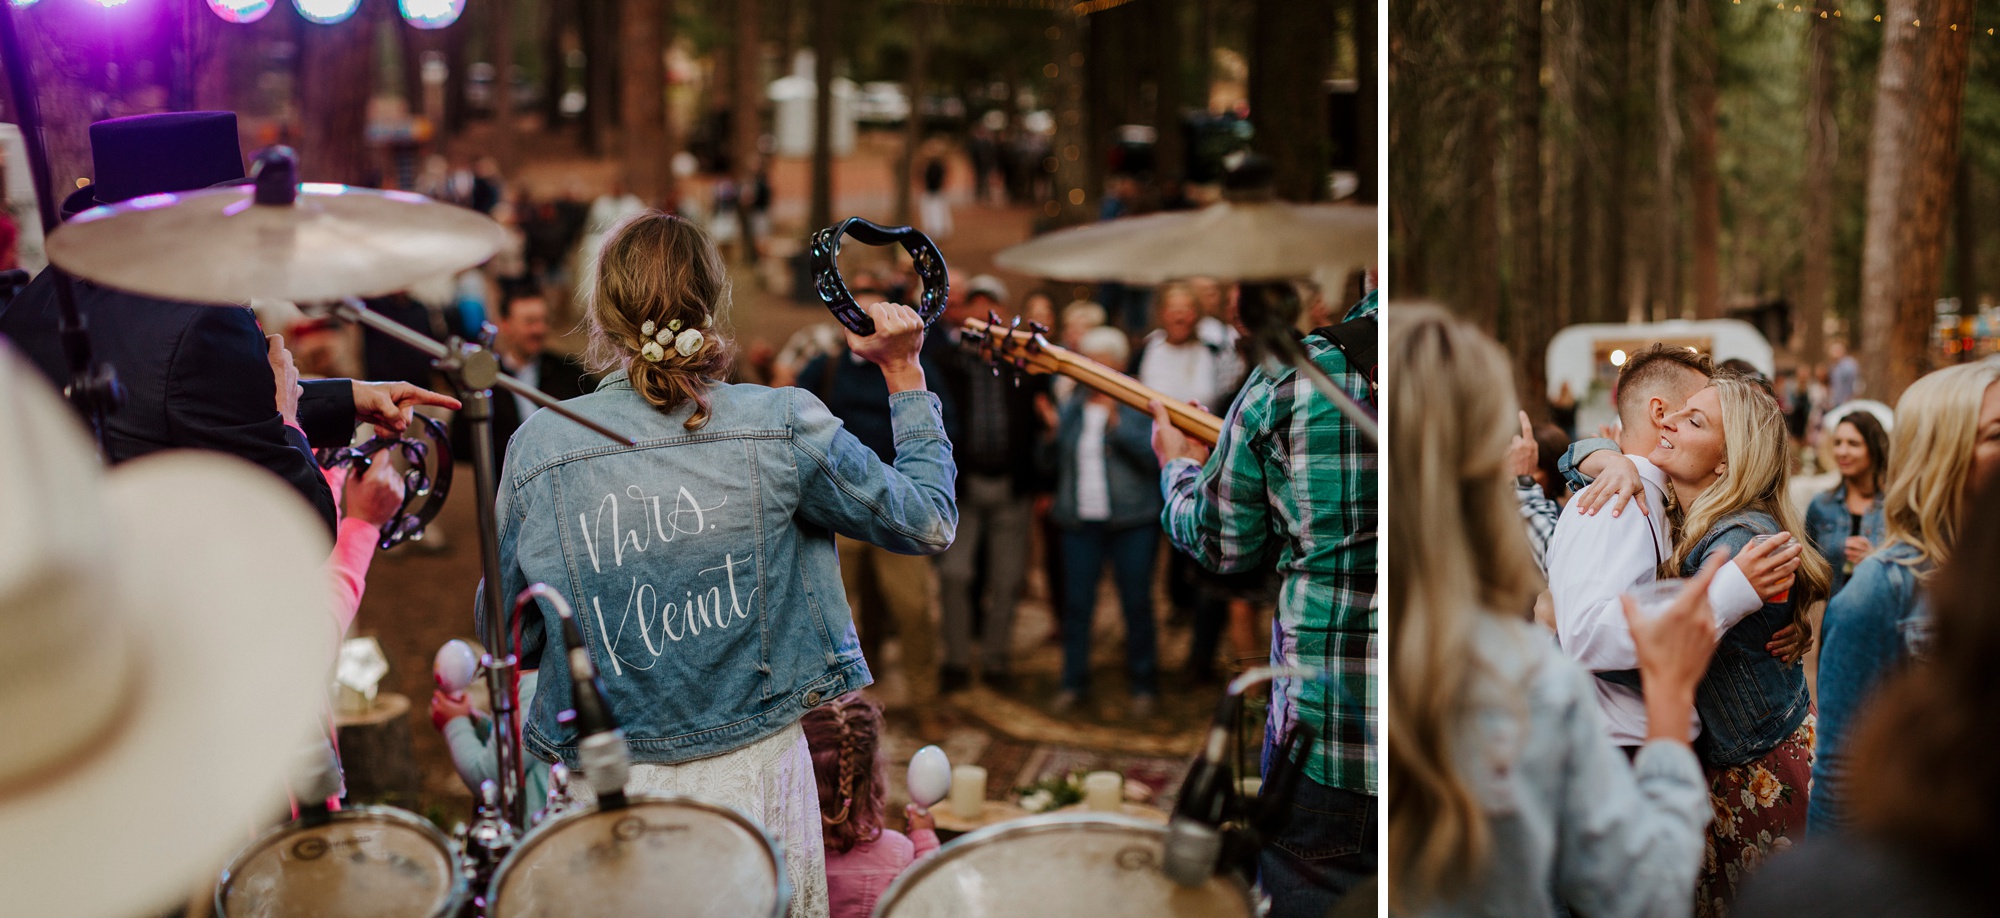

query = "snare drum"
[[216, 805, 466, 918], [487, 794, 789, 918], [875, 813, 1257, 918]]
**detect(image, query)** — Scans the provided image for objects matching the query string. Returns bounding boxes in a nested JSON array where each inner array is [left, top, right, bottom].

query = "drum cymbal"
[[994, 199, 1375, 285], [45, 183, 506, 304]]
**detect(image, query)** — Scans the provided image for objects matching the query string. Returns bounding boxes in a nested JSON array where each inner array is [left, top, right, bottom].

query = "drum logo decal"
[[1115, 846, 1159, 872], [291, 837, 330, 861]]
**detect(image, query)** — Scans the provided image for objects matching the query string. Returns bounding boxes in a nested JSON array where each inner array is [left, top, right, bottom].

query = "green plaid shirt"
[[1160, 293, 1378, 794]]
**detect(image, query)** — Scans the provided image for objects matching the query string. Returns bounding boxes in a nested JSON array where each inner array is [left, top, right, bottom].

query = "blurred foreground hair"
[[1385, 304, 1542, 911], [1849, 475, 2000, 899]]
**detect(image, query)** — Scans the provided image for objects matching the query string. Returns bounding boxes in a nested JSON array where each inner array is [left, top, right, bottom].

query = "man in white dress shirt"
[[1545, 344, 1801, 752]]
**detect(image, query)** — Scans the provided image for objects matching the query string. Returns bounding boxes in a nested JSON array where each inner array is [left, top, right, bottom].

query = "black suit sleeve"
[[164, 306, 338, 535], [298, 378, 357, 448]]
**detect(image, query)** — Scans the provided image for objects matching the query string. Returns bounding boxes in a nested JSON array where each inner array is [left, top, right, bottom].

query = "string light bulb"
[[206, 0, 272, 22]]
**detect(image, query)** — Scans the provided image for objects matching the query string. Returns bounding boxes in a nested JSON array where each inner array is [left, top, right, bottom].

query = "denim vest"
[[1803, 485, 1886, 598], [1808, 542, 1931, 833], [481, 372, 956, 769], [1603, 510, 1811, 767]]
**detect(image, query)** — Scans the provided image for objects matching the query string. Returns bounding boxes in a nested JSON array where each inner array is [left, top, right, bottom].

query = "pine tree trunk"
[[1652, 0, 1680, 321], [896, 4, 932, 226], [1155, 0, 1187, 191], [492, 0, 517, 171], [1508, 0, 1546, 414], [299, 4, 376, 185], [733, 0, 761, 183], [1249, 0, 1336, 201], [1461, 2, 1502, 332], [809, 0, 837, 234], [1797, 1, 1837, 362], [581, 0, 616, 156], [1685, 0, 1720, 320], [1605, 0, 1633, 322], [1052, 10, 1093, 228], [621, 0, 666, 205], [542, 0, 571, 128], [1859, 0, 1973, 401]]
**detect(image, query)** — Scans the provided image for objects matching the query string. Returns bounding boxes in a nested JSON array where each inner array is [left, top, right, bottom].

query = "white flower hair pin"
[[674, 328, 705, 357]]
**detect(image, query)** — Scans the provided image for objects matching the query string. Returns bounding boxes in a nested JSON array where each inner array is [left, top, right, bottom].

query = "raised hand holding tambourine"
[[809, 217, 950, 335]]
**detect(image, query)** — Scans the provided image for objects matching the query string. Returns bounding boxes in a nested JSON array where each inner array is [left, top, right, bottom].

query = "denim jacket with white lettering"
[[479, 371, 956, 769]]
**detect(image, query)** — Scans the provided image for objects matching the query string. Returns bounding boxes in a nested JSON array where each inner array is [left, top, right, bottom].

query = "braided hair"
[[801, 692, 888, 854]]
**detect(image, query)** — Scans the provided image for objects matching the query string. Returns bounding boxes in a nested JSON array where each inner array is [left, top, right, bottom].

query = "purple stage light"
[[398, 0, 464, 29], [88, 0, 129, 7], [293, 0, 359, 24], [9, 0, 40, 9], [206, 0, 273, 24]]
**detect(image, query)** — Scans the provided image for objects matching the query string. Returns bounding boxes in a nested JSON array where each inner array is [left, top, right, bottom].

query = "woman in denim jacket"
[[1388, 307, 1717, 918], [1598, 375, 1831, 915], [484, 213, 956, 918], [1812, 359, 2000, 836], [1039, 326, 1163, 714], [1803, 411, 1888, 597]]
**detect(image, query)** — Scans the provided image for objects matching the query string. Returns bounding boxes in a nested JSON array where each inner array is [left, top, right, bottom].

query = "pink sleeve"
[[907, 828, 941, 862], [318, 466, 374, 636], [326, 518, 378, 635]]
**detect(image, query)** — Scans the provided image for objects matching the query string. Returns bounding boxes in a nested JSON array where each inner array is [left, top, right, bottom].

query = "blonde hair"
[[585, 212, 734, 429], [1386, 305, 1542, 910], [1666, 376, 1831, 631], [1878, 359, 2000, 570]]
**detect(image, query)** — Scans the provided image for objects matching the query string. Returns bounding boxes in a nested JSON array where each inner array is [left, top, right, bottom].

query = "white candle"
[[1083, 771, 1123, 812], [949, 765, 988, 820]]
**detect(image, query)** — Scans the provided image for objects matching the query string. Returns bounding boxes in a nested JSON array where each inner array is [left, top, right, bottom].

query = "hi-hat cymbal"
[[994, 198, 1376, 285], [45, 183, 506, 304]]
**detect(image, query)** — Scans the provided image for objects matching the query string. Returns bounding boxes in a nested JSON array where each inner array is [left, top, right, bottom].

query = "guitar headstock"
[[960, 312, 1062, 379]]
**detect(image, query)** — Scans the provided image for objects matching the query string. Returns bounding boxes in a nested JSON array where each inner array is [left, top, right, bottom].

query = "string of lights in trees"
[[5, 0, 465, 29], [1732, 0, 1999, 37]]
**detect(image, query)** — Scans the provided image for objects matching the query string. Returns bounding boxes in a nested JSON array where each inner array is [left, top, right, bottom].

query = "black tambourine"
[[315, 413, 455, 551], [808, 217, 949, 335]]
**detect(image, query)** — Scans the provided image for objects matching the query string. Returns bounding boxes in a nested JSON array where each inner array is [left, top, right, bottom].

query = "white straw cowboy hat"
[[0, 342, 337, 916]]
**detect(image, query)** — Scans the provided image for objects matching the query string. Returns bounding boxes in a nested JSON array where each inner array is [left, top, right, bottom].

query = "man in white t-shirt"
[[1546, 344, 1801, 752]]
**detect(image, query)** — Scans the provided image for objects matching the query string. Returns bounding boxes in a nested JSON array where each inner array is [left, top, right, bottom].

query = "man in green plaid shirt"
[[1150, 291, 1377, 918]]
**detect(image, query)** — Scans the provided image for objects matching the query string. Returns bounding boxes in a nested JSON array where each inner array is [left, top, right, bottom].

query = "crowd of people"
[[1389, 305, 2000, 917]]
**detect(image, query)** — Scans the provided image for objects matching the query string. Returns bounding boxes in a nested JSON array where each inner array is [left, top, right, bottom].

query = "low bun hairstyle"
[[585, 212, 734, 429]]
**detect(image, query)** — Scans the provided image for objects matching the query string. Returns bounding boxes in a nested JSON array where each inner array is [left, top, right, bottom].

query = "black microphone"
[[1163, 692, 1241, 886], [1162, 665, 1325, 888]]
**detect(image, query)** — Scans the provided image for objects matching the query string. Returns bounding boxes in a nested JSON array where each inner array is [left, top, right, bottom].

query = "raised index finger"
[[1518, 410, 1534, 441]]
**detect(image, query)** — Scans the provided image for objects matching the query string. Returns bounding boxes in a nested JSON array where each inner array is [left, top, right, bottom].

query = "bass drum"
[[487, 793, 789, 918], [216, 805, 466, 918], [874, 813, 1257, 918]]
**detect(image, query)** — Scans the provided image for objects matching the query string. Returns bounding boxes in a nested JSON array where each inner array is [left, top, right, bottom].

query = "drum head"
[[876, 814, 1255, 918], [489, 795, 787, 918], [218, 806, 464, 918]]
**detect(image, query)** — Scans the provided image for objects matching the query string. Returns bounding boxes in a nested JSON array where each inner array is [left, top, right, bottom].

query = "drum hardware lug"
[[462, 780, 520, 912]]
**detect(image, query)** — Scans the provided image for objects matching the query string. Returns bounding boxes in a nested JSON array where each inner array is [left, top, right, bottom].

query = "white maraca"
[[907, 745, 952, 810], [433, 639, 480, 694]]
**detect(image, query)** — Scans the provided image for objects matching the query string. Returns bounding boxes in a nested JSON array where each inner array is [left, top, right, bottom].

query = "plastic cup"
[[1627, 579, 1689, 621], [1751, 534, 1793, 603]]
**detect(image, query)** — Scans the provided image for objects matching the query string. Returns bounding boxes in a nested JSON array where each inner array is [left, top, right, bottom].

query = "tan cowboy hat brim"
[[0, 449, 337, 916]]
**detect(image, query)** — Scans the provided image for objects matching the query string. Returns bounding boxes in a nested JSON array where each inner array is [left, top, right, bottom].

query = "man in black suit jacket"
[[0, 112, 459, 535], [451, 282, 594, 473]]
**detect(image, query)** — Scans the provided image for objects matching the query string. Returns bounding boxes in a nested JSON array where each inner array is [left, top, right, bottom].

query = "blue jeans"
[[1058, 523, 1159, 696], [1259, 774, 1376, 918]]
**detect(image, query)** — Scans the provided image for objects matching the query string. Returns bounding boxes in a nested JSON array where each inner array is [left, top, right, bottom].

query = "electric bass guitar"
[[960, 314, 1225, 446]]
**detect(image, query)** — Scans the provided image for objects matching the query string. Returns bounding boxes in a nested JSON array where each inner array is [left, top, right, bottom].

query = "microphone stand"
[[0, 1, 124, 451], [313, 294, 636, 832]]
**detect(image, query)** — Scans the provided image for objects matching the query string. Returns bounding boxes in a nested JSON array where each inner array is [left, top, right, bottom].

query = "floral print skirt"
[[1696, 714, 1815, 918]]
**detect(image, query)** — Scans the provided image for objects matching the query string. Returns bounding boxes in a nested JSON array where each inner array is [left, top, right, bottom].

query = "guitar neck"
[[1045, 347, 1226, 446], [958, 316, 1226, 445]]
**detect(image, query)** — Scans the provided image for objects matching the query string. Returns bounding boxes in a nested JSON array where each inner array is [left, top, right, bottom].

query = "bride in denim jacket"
[[482, 213, 956, 918]]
